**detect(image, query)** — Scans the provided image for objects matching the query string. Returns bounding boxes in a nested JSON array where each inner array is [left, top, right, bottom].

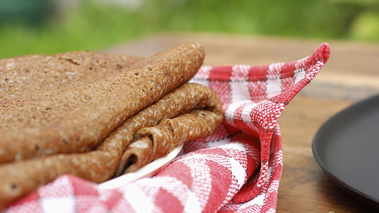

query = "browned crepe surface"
[[0, 82, 223, 208], [115, 83, 224, 175], [0, 41, 226, 209], [123, 108, 223, 173], [0, 41, 204, 163], [0, 51, 143, 114]]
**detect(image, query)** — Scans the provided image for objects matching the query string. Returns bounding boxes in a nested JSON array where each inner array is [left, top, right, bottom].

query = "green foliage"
[[0, 1, 146, 58], [0, 0, 366, 59], [139, 0, 359, 38], [350, 11, 379, 41]]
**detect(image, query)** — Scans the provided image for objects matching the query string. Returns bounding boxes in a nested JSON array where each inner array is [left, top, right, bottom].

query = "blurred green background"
[[0, 0, 378, 59]]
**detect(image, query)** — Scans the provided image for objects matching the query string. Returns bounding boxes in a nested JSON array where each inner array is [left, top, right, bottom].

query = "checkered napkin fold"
[[2, 43, 330, 213]]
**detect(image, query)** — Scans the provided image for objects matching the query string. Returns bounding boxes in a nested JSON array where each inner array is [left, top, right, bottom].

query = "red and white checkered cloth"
[[2, 43, 330, 213]]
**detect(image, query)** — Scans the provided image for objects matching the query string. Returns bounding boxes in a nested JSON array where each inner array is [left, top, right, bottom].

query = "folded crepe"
[[118, 83, 223, 174], [0, 42, 224, 209]]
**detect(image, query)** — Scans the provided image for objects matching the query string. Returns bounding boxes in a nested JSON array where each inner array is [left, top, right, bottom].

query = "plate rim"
[[312, 94, 379, 206]]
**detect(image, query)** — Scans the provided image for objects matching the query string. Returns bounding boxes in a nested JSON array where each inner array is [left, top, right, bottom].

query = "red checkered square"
[[38, 175, 74, 198]]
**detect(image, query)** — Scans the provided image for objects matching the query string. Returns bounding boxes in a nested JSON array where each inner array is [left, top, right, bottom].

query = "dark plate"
[[312, 94, 379, 208]]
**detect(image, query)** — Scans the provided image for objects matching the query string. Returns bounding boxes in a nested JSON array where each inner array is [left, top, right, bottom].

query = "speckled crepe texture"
[[0, 41, 204, 163], [0, 42, 224, 209]]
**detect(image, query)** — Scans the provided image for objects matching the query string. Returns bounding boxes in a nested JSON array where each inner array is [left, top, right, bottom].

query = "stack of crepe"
[[0, 42, 224, 208]]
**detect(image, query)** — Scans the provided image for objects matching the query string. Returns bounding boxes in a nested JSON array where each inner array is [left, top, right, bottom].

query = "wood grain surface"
[[104, 33, 379, 212]]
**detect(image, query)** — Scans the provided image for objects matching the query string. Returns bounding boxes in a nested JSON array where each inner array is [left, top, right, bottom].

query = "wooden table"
[[104, 33, 379, 212]]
